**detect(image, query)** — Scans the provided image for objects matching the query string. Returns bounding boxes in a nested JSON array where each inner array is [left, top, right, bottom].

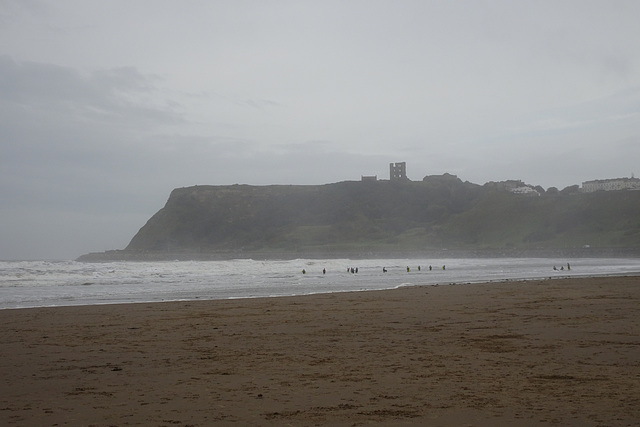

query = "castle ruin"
[[390, 162, 407, 181]]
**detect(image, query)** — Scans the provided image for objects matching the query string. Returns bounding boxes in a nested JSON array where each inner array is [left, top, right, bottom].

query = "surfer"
[[382, 267, 387, 273]]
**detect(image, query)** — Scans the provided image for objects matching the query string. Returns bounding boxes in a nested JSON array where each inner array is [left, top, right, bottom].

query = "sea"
[[1, 257, 639, 310]]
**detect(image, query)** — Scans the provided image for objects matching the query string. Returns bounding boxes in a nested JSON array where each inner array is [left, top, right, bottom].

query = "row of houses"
[[581, 177, 640, 193], [498, 177, 640, 194]]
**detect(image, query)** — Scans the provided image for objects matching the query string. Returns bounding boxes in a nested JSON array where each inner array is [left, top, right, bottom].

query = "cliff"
[[78, 176, 640, 261]]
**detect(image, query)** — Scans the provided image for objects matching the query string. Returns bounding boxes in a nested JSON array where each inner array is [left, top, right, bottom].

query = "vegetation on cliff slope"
[[120, 174, 640, 257]]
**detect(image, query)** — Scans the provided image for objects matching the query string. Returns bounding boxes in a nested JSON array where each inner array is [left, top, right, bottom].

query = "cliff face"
[[125, 178, 480, 253], [116, 177, 640, 258]]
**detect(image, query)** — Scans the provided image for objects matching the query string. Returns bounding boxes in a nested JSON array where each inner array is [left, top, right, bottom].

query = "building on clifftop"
[[581, 176, 640, 192], [390, 162, 408, 181]]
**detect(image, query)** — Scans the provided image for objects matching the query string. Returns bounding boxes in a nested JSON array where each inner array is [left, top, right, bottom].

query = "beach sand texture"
[[1, 276, 639, 426]]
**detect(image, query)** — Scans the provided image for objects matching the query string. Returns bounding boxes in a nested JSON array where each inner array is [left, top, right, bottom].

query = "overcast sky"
[[1, 1, 639, 260]]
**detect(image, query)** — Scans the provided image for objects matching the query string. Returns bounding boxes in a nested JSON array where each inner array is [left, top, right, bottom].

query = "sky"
[[1, 0, 640, 260]]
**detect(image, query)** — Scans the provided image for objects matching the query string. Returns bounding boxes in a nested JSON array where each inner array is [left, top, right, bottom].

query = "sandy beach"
[[1, 276, 638, 426]]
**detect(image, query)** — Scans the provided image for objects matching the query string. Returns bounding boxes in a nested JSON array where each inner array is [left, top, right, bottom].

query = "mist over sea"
[[1, 258, 639, 310]]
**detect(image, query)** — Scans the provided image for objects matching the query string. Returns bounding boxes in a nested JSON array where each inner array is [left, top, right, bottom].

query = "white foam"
[[1, 257, 639, 309]]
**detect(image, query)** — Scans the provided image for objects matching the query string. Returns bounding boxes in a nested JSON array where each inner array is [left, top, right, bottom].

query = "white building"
[[510, 186, 540, 196], [581, 177, 640, 193]]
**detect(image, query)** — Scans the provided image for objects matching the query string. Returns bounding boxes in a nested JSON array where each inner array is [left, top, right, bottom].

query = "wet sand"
[[1, 276, 639, 426]]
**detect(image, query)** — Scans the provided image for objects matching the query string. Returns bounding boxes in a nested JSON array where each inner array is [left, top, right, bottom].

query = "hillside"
[[77, 174, 640, 261]]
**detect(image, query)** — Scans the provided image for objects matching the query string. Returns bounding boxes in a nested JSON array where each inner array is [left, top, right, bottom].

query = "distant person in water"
[[323, 268, 326, 274], [567, 263, 571, 270], [406, 266, 410, 272], [418, 266, 421, 271], [429, 265, 432, 271], [442, 265, 446, 270], [302, 269, 306, 274], [382, 267, 387, 273]]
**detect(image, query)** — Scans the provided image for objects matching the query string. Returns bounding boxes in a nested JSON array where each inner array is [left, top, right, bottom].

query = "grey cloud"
[[0, 0, 51, 26], [240, 98, 282, 110], [508, 87, 640, 136], [0, 56, 181, 128], [0, 57, 187, 218]]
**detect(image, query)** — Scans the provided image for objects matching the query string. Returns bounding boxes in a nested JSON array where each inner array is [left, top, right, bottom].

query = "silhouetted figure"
[[429, 265, 432, 271], [302, 269, 306, 274], [553, 266, 557, 270], [418, 266, 421, 271], [407, 266, 410, 272], [382, 267, 387, 273], [442, 265, 446, 270], [567, 263, 571, 270], [355, 267, 358, 273], [323, 268, 326, 275]]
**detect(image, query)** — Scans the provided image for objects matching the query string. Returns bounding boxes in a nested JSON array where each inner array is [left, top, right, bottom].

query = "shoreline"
[[76, 246, 640, 262], [1, 276, 639, 426], [2, 271, 639, 312]]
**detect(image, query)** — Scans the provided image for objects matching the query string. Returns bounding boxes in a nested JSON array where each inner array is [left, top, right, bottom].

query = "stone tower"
[[390, 162, 407, 181]]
